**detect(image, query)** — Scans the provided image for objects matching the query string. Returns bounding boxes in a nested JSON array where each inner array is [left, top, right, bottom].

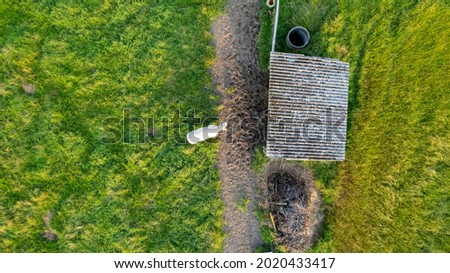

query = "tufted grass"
[[1, 1, 224, 252]]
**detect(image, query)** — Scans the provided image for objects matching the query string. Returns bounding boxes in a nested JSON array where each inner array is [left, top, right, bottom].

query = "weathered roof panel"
[[266, 52, 350, 161]]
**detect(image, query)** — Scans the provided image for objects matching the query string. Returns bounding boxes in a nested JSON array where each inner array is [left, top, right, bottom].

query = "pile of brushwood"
[[262, 160, 323, 252]]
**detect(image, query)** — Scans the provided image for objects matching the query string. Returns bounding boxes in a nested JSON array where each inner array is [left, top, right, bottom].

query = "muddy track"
[[212, 0, 269, 252]]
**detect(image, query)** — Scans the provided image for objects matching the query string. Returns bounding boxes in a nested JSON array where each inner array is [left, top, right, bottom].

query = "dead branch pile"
[[262, 160, 323, 252]]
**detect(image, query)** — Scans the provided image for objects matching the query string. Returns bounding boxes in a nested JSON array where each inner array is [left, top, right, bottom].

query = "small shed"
[[266, 52, 349, 161]]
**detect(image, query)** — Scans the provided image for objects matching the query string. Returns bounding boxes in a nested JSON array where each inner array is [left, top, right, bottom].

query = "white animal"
[[187, 122, 227, 144]]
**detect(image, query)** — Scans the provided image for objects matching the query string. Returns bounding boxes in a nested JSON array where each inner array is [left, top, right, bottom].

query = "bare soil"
[[42, 211, 59, 241], [211, 0, 268, 252]]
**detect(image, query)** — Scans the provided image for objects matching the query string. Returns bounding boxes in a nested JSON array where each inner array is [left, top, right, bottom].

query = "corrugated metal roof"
[[266, 52, 350, 161]]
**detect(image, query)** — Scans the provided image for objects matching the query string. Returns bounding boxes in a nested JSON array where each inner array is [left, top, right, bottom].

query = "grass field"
[[1, 1, 224, 252], [258, 0, 450, 252]]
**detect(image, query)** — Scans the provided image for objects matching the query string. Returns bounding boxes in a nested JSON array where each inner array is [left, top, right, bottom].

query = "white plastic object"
[[187, 122, 228, 144]]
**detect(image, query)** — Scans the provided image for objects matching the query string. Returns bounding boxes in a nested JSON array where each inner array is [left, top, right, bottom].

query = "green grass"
[[235, 196, 250, 213], [258, 0, 339, 71], [1, 1, 224, 252], [259, 0, 450, 252], [251, 147, 268, 174]]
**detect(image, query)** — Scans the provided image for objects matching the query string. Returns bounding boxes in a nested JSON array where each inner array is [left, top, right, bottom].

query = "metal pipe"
[[271, 0, 280, 52]]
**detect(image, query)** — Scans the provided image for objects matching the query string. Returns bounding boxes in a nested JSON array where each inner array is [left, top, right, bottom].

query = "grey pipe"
[[271, 0, 280, 52]]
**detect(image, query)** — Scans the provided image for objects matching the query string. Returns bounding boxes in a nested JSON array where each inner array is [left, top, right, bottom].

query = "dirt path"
[[212, 0, 269, 252]]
